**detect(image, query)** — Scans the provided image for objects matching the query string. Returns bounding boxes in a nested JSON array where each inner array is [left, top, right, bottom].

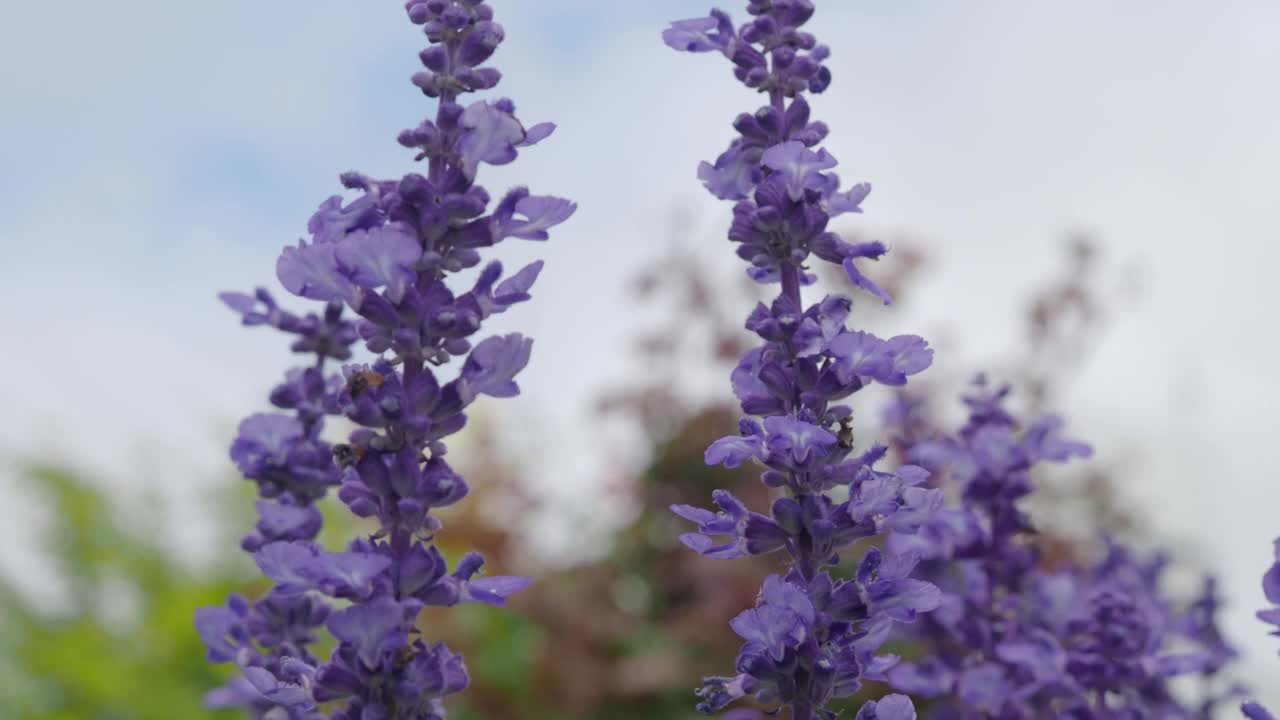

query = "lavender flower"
[[885, 381, 1237, 718], [196, 2, 573, 718], [665, 3, 940, 717]]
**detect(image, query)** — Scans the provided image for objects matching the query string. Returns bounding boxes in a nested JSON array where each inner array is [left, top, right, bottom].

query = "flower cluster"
[[666, 2, 941, 717], [195, 2, 573, 718], [885, 382, 1238, 718]]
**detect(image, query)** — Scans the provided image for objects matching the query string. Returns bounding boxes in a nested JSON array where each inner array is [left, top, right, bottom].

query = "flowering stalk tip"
[[665, 2, 938, 717], [196, 3, 573, 718]]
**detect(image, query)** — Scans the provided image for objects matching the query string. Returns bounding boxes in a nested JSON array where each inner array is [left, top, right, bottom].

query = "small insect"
[[394, 645, 417, 669], [332, 443, 367, 467], [348, 369, 386, 398], [837, 419, 854, 449]]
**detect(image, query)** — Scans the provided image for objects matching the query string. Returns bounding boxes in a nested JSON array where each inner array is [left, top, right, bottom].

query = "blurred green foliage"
[[0, 465, 240, 720]]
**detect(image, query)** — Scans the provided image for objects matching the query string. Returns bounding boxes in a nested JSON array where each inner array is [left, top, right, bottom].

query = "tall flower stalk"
[[194, 2, 574, 718], [664, 2, 943, 718]]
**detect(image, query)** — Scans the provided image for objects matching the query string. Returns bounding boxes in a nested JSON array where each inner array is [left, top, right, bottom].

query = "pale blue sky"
[[2, 1, 1280, 709]]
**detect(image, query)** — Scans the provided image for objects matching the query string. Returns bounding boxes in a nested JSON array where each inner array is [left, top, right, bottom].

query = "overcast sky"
[[2, 0, 1279, 709]]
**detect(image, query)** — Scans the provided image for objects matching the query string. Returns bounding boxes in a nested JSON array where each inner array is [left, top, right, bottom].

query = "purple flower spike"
[[880, 379, 1240, 716], [665, 2, 940, 715], [197, 3, 572, 715]]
